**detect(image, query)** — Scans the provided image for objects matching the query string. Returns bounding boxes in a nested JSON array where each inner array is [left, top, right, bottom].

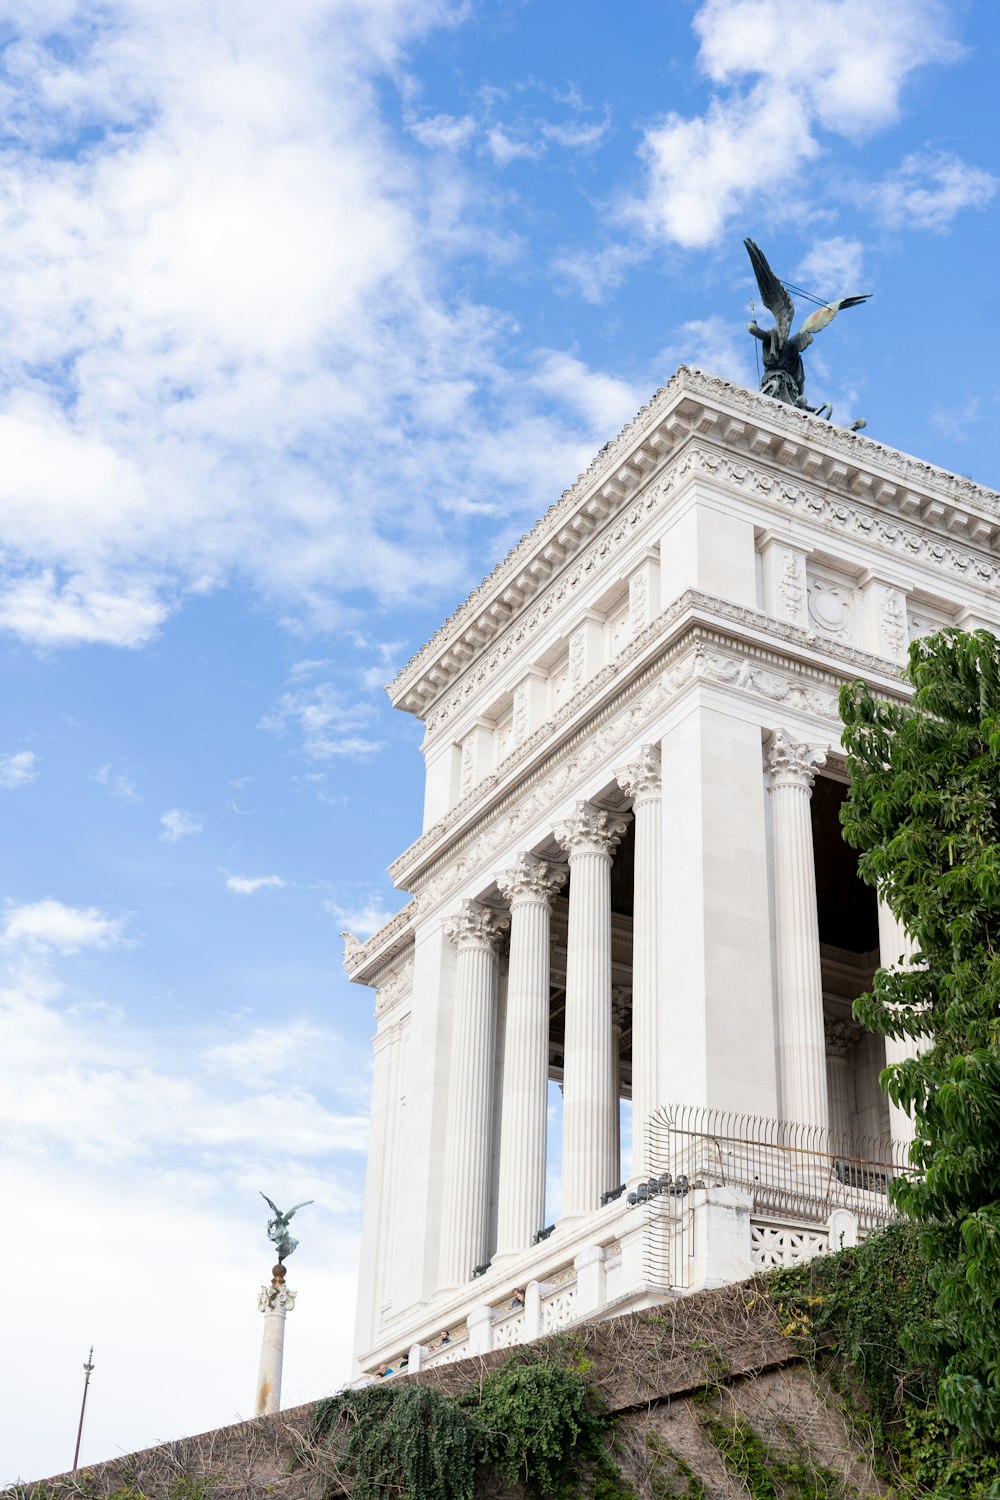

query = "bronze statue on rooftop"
[[744, 237, 870, 426]]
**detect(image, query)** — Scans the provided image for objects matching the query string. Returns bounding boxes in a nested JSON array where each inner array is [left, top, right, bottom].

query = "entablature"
[[389, 367, 1000, 725], [389, 590, 909, 903]]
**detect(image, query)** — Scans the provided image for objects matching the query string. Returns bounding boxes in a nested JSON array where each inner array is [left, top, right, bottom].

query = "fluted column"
[[765, 731, 829, 1132], [616, 744, 662, 1178], [825, 1018, 861, 1143], [877, 901, 923, 1147], [437, 901, 507, 1289], [494, 854, 566, 1256], [556, 802, 628, 1218], [610, 990, 630, 1182]]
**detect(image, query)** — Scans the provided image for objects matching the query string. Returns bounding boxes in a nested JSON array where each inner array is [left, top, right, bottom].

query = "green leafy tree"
[[839, 628, 1000, 1445]]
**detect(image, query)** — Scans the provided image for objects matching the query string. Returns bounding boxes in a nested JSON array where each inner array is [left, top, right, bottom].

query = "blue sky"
[[3, 0, 1000, 1481]]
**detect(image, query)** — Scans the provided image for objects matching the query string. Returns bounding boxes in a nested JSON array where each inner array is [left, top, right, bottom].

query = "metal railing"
[[644, 1103, 916, 1289]]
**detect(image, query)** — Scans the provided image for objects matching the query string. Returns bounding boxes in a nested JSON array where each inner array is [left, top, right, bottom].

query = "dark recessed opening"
[[810, 776, 879, 952]]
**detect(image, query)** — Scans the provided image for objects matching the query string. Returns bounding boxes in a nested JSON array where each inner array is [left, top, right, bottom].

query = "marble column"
[[765, 731, 829, 1132], [610, 989, 630, 1184], [494, 854, 566, 1257], [437, 901, 507, 1289], [878, 901, 923, 1148], [256, 1265, 296, 1416], [616, 744, 662, 1178], [825, 1018, 861, 1144], [556, 801, 628, 1217]]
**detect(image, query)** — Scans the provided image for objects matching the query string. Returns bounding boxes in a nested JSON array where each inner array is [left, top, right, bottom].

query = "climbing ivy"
[[310, 1357, 630, 1500], [765, 1222, 1000, 1498]]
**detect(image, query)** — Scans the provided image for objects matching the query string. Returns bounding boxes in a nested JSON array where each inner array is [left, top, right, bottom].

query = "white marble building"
[[344, 366, 1000, 1377]]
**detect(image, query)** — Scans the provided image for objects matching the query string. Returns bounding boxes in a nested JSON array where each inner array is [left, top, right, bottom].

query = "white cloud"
[[486, 126, 543, 165], [260, 680, 382, 759], [95, 762, 141, 802], [795, 236, 865, 297], [1, 898, 130, 954], [159, 807, 203, 842], [874, 151, 997, 231], [541, 114, 611, 152], [661, 317, 756, 389], [633, 0, 959, 248], [409, 111, 476, 150], [225, 873, 286, 895], [327, 899, 396, 940], [0, 750, 38, 788], [0, 0, 632, 651], [530, 352, 644, 434]]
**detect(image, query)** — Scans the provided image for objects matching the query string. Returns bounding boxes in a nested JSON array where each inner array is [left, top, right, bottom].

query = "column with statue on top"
[[256, 1192, 312, 1417]]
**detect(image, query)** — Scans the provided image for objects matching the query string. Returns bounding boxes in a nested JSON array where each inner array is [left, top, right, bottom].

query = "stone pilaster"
[[437, 901, 507, 1288], [765, 731, 829, 1131], [616, 744, 662, 1177], [825, 1017, 861, 1143], [878, 901, 923, 1148], [494, 854, 566, 1256], [555, 801, 628, 1217]]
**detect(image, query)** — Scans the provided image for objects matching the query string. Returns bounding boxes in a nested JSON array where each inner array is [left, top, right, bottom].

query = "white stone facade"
[[345, 366, 1000, 1377]]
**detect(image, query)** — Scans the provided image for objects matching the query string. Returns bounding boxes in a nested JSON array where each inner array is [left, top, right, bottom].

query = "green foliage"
[[462, 1357, 621, 1498], [311, 1358, 629, 1500], [839, 628, 1000, 1442], [765, 1224, 1000, 1497], [312, 1382, 475, 1500], [702, 1415, 840, 1499]]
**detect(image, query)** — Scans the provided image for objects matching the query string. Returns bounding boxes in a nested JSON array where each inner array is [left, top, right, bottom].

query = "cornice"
[[391, 595, 908, 904], [342, 901, 415, 985], [389, 367, 1000, 721]]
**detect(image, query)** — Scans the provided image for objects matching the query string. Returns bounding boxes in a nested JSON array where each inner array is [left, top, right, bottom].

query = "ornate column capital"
[[764, 730, 827, 791], [497, 852, 567, 908], [259, 1283, 296, 1314], [611, 988, 631, 1034], [555, 801, 628, 861], [615, 744, 662, 805], [445, 900, 508, 953], [825, 1017, 862, 1059]]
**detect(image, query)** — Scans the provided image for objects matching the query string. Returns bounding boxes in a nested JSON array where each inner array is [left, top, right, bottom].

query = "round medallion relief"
[[808, 581, 851, 634]]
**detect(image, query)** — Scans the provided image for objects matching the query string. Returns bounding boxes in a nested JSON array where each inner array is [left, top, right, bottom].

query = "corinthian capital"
[[616, 744, 662, 804], [497, 852, 567, 908], [444, 900, 508, 953], [825, 1017, 862, 1059], [764, 730, 827, 791], [555, 801, 628, 860]]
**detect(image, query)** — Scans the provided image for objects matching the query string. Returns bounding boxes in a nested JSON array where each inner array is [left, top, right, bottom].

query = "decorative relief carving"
[[258, 1284, 296, 1314], [615, 744, 662, 804], [444, 900, 508, 953], [880, 588, 907, 658], [779, 550, 805, 624], [422, 433, 992, 734], [569, 627, 586, 691], [375, 956, 414, 1016], [459, 735, 476, 798], [807, 576, 853, 640], [611, 988, 631, 1033], [512, 681, 529, 745], [764, 730, 827, 791], [556, 801, 628, 860], [825, 1018, 862, 1059], [496, 852, 567, 907], [629, 569, 649, 631]]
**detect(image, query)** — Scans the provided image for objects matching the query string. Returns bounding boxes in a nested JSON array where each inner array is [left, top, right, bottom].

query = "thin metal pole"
[[72, 1347, 94, 1474]]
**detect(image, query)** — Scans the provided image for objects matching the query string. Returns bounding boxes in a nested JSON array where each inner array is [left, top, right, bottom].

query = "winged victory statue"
[[744, 237, 870, 422], [260, 1192, 314, 1262]]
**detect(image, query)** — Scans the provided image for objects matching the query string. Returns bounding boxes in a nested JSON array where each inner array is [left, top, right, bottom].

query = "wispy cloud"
[[225, 874, 286, 895], [95, 762, 141, 802], [631, 0, 962, 249], [260, 679, 383, 760], [326, 898, 396, 940], [873, 150, 997, 231], [0, 750, 38, 789], [159, 808, 203, 843], [1, 899, 130, 954]]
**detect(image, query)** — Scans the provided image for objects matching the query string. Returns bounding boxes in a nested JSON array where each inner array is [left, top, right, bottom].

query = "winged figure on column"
[[744, 237, 870, 423]]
